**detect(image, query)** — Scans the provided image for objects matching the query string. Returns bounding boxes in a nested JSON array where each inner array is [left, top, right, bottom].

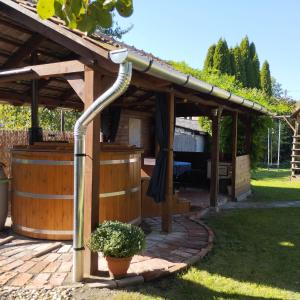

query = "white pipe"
[[73, 52, 132, 282]]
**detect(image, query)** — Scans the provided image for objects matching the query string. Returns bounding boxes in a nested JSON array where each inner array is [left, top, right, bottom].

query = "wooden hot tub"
[[11, 143, 142, 240]]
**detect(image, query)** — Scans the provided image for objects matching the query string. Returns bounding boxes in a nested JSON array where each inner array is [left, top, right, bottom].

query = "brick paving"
[[0, 216, 213, 289]]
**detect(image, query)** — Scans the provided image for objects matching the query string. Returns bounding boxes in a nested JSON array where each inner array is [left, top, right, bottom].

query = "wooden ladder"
[[291, 134, 300, 177]]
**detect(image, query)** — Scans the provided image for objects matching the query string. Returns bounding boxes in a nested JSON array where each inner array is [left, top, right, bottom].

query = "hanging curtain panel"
[[147, 92, 169, 203]]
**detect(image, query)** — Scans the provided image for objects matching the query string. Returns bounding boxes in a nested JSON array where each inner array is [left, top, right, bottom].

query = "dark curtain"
[[147, 92, 168, 203], [101, 107, 121, 142]]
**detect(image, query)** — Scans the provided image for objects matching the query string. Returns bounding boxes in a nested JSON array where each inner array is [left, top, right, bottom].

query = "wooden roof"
[[0, 0, 268, 117]]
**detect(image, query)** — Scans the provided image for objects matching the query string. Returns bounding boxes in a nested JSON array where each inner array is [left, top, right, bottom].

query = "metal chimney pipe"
[[73, 51, 132, 282]]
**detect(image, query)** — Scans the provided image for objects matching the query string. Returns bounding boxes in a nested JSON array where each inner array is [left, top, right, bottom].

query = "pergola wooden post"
[[210, 107, 222, 208], [231, 112, 238, 201], [82, 67, 105, 276], [30, 51, 39, 145], [162, 92, 174, 233]]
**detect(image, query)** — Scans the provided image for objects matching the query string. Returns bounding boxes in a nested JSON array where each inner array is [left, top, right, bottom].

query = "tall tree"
[[233, 46, 246, 85], [240, 36, 254, 87], [213, 38, 231, 74], [260, 60, 272, 96], [252, 53, 260, 88], [229, 48, 235, 76], [203, 44, 216, 72]]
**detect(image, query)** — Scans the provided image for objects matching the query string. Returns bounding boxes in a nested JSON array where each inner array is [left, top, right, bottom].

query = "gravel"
[[0, 286, 120, 300], [0, 287, 75, 300]]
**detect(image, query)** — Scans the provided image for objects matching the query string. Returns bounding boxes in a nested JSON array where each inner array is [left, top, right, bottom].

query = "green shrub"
[[88, 220, 146, 258]]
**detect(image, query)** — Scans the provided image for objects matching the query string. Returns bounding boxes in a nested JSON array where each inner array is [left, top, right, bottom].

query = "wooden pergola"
[[0, 0, 268, 278]]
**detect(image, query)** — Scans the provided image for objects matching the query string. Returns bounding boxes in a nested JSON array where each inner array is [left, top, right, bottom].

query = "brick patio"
[[0, 216, 213, 289]]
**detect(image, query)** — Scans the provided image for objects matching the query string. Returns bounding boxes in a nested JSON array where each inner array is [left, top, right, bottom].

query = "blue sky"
[[116, 1, 300, 99]]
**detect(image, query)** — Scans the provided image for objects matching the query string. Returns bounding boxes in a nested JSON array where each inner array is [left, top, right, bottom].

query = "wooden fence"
[[235, 154, 251, 198], [0, 130, 73, 176]]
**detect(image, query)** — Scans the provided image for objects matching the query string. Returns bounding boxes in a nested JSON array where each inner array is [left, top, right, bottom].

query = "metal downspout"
[[73, 51, 132, 282]]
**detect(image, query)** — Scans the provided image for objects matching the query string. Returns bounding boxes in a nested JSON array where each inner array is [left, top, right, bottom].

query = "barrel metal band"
[[100, 186, 140, 198], [12, 158, 73, 166], [99, 158, 138, 165], [13, 224, 73, 235], [12, 157, 139, 166], [14, 190, 73, 200], [15, 186, 140, 200]]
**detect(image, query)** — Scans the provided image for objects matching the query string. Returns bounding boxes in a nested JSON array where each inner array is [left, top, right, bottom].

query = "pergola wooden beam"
[[0, 60, 85, 83], [2, 33, 45, 68], [0, 1, 116, 73]]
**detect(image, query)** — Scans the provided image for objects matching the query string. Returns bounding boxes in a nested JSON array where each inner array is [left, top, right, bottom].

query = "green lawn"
[[250, 168, 300, 202], [114, 208, 300, 300], [109, 169, 300, 300]]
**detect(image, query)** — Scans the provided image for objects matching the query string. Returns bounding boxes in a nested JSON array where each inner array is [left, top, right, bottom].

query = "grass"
[[250, 168, 300, 202], [114, 208, 300, 300], [108, 168, 300, 300]]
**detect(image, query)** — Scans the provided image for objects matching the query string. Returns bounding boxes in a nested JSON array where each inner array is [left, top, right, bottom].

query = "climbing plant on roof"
[[36, 0, 133, 34]]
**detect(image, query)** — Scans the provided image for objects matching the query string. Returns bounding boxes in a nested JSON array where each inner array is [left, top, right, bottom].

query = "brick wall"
[[115, 109, 154, 156]]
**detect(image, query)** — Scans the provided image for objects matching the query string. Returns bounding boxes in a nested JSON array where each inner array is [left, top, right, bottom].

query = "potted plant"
[[88, 220, 146, 278]]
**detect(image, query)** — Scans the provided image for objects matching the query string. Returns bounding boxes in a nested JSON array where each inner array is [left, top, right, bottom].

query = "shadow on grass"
[[251, 168, 291, 181], [251, 185, 300, 202], [119, 208, 300, 300]]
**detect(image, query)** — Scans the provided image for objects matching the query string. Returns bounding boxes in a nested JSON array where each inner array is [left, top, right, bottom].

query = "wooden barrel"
[[11, 144, 141, 240]]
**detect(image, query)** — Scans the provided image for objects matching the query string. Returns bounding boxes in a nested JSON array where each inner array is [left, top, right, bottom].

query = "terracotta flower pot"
[[106, 256, 132, 278]]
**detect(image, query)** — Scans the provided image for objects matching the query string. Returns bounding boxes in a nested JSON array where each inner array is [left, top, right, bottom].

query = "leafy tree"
[[97, 22, 133, 40], [203, 44, 216, 72], [36, 0, 133, 34], [261, 60, 272, 96], [0, 105, 80, 132], [213, 38, 231, 74]]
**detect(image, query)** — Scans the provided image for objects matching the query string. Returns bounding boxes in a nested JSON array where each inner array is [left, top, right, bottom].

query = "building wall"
[[174, 127, 206, 152], [114, 109, 154, 156]]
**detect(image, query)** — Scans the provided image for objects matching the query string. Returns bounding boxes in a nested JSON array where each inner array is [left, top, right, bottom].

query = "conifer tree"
[[260, 60, 272, 96], [249, 42, 256, 60], [213, 38, 231, 74], [229, 48, 235, 76], [240, 36, 253, 87], [252, 53, 260, 88], [203, 44, 216, 71], [233, 46, 246, 85]]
